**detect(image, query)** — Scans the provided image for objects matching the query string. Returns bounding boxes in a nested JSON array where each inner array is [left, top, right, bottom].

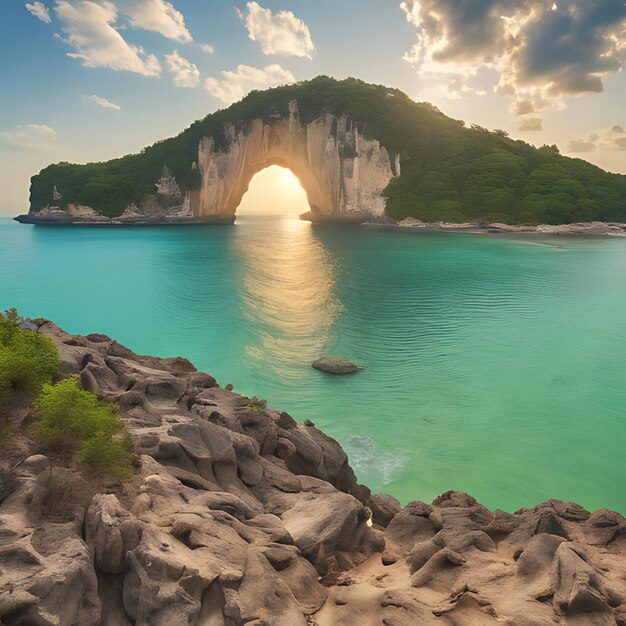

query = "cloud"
[[0, 123, 58, 150], [243, 2, 314, 58], [116, 0, 192, 43], [205, 63, 295, 105], [54, 0, 161, 77], [566, 126, 626, 153], [86, 94, 121, 109], [400, 0, 626, 114], [517, 117, 543, 131], [22, 123, 57, 137], [165, 50, 200, 87], [26, 1, 52, 23], [198, 43, 214, 54]]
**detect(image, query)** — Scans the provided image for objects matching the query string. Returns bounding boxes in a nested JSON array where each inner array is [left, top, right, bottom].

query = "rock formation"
[[193, 102, 398, 221], [312, 357, 361, 375], [1, 322, 626, 625], [17, 101, 398, 225]]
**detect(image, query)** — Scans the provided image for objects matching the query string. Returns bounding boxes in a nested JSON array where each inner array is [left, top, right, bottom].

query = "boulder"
[[312, 357, 361, 375]]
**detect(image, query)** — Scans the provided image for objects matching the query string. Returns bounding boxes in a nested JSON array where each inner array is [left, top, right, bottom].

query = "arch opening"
[[235, 165, 311, 218]]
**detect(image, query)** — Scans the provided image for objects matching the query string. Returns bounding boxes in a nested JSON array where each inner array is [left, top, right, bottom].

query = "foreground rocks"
[[1, 322, 626, 625]]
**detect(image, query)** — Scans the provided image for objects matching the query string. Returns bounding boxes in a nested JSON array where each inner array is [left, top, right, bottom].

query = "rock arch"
[[192, 102, 400, 221]]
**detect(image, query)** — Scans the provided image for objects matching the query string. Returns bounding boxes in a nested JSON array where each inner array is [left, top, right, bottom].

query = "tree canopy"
[[29, 76, 626, 224]]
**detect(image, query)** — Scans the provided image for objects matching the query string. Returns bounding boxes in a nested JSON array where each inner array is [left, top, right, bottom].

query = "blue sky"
[[1, 0, 625, 215]]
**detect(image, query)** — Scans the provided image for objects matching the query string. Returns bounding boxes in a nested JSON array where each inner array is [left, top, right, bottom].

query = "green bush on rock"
[[35, 376, 134, 480], [0, 309, 59, 397], [35, 376, 121, 447], [79, 433, 135, 480]]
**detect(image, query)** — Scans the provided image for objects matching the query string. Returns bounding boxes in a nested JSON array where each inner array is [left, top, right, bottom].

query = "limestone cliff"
[[194, 102, 397, 219], [20, 103, 398, 224]]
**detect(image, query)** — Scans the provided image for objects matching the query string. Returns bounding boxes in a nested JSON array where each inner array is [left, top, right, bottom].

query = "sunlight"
[[236, 165, 310, 217]]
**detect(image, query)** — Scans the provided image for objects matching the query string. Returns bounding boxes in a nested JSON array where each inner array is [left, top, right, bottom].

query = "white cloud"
[[0, 124, 58, 150], [244, 2, 314, 58], [26, 1, 52, 23], [205, 63, 295, 105], [165, 50, 200, 88], [198, 43, 214, 54], [567, 126, 626, 154], [23, 123, 57, 137], [86, 94, 121, 109], [400, 0, 626, 115], [54, 0, 161, 77], [116, 0, 192, 43]]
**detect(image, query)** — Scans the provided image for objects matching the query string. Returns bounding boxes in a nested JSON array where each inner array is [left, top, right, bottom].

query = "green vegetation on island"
[[30, 77, 626, 224]]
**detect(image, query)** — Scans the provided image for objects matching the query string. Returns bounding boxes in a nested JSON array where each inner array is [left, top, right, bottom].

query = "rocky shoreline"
[[364, 217, 626, 236], [16, 208, 626, 237], [1, 321, 626, 625], [14, 213, 236, 226]]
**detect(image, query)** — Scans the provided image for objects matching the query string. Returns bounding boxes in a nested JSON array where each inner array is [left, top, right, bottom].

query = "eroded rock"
[[312, 356, 361, 375], [1, 321, 625, 625]]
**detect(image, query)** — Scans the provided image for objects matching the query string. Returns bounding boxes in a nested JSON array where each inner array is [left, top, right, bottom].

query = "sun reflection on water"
[[232, 217, 343, 379]]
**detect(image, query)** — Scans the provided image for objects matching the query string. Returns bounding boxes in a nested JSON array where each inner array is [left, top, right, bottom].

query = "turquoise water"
[[2, 216, 626, 513]]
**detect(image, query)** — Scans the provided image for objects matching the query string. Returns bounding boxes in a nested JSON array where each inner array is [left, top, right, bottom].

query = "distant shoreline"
[[13, 213, 235, 226], [362, 218, 626, 237], [12, 211, 626, 236]]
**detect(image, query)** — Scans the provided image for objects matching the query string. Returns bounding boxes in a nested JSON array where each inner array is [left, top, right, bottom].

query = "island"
[[15, 77, 626, 227]]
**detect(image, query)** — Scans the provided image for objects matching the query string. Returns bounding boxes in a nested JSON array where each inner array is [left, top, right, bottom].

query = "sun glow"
[[236, 165, 310, 217]]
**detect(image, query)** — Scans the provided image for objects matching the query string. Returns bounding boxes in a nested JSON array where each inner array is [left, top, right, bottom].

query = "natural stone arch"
[[226, 155, 320, 218], [191, 102, 400, 221], [233, 161, 312, 217]]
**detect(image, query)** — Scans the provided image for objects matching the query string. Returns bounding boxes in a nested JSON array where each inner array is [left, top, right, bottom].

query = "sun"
[[236, 165, 310, 217]]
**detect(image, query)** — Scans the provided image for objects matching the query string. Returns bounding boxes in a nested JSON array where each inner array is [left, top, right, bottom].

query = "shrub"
[[0, 309, 59, 397], [34, 376, 121, 449], [34, 376, 134, 480], [79, 433, 134, 480]]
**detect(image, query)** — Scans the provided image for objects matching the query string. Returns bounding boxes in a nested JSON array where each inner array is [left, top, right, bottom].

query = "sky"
[[1, 0, 625, 215]]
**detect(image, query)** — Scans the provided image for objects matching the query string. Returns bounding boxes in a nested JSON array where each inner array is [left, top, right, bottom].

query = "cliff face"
[[20, 102, 397, 224], [2, 322, 626, 625], [194, 102, 398, 219]]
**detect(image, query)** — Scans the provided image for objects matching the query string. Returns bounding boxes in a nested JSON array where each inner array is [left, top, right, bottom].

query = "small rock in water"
[[312, 357, 361, 375]]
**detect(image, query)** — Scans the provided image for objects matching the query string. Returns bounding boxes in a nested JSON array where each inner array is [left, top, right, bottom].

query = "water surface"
[[2, 216, 625, 513]]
